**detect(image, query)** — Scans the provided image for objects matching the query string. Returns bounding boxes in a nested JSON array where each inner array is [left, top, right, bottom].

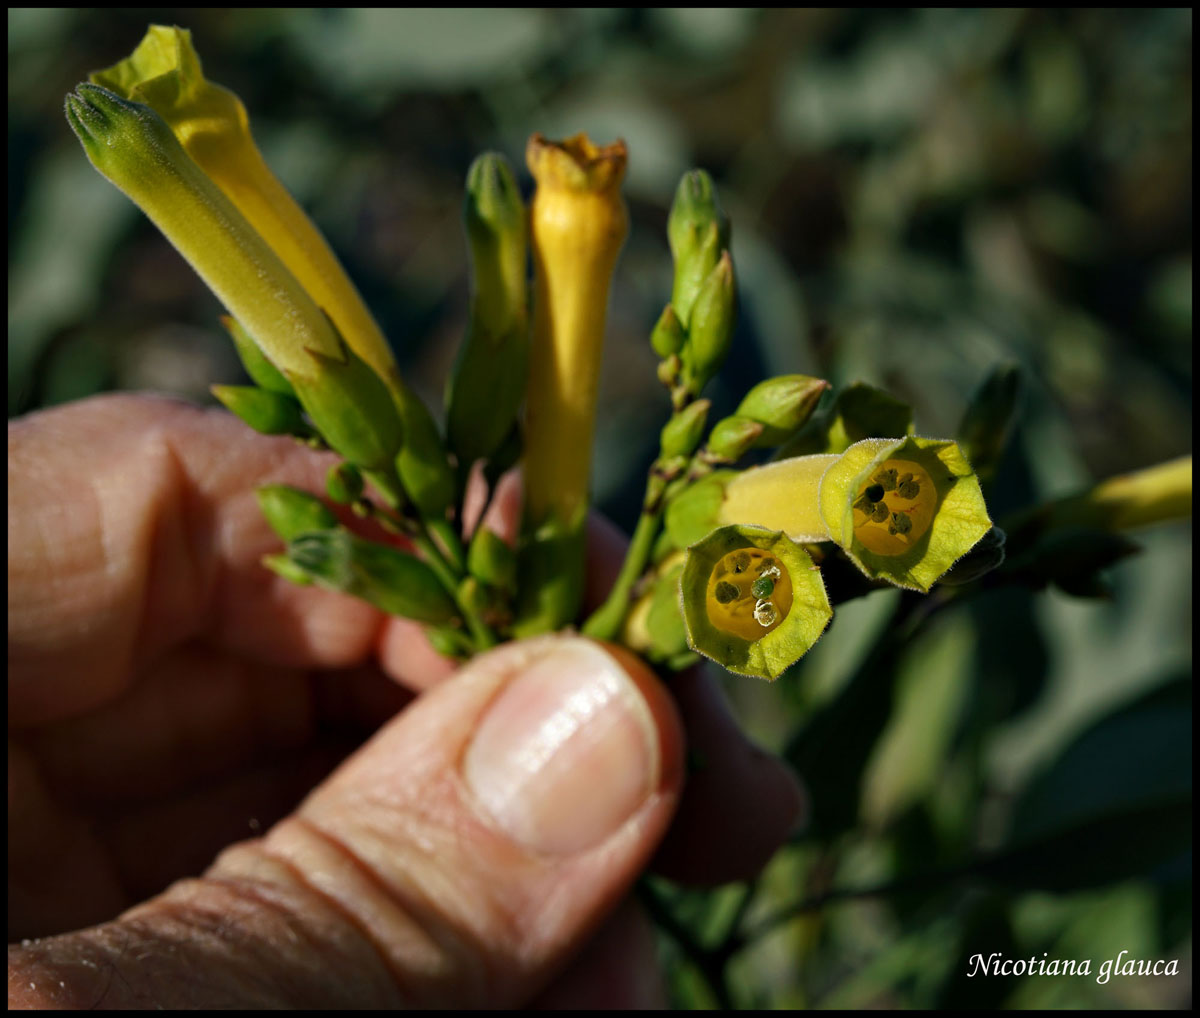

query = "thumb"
[[10, 635, 684, 1009]]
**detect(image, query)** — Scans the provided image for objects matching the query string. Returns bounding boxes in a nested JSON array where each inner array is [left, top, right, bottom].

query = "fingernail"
[[464, 637, 660, 855]]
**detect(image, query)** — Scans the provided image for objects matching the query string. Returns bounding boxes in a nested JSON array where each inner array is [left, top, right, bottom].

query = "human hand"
[[9, 394, 804, 1008]]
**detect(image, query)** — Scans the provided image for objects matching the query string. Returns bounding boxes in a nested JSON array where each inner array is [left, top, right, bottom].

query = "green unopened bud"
[[657, 353, 682, 389], [736, 375, 830, 447], [673, 222, 724, 329], [447, 153, 530, 467], [777, 382, 911, 459], [256, 484, 339, 542], [261, 553, 315, 586], [220, 316, 294, 397], [661, 400, 711, 459], [668, 170, 730, 325], [325, 462, 364, 505], [287, 530, 458, 623], [211, 384, 308, 437], [680, 525, 831, 680], [706, 415, 765, 463], [424, 625, 475, 660], [682, 251, 736, 393], [957, 363, 1021, 480], [288, 333, 404, 472], [394, 381, 456, 518], [622, 560, 690, 664], [467, 526, 517, 592], [650, 303, 686, 358]]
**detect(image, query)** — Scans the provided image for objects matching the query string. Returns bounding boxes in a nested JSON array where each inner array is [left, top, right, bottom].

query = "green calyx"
[[220, 316, 295, 397], [211, 384, 308, 437], [255, 484, 339, 542], [286, 530, 459, 623], [287, 331, 404, 472], [680, 524, 831, 680]]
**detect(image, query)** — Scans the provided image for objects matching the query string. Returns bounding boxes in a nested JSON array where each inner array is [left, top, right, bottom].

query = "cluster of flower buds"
[[68, 26, 1191, 689]]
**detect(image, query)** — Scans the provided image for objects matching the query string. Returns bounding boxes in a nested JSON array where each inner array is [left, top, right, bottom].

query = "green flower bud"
[[680, 525, 832, 680], [957, 363, 1021, 480], [287, 530, 458, 623], [325, 462, 364, 505], [261, 553, 315, 586], [255, 484, 339, 542], [660, 400, 711, 459], [706, 415, 764, 464], [393, 380, 456, 518], [219, 316, 295, 397], [467, 526, 517, 592], [424, 624, 475, 660], [622, 560, 690, 664], [736, 375, 830, 447], [211, 384, 308, 437], [287, 332, 404, 472], [447, 153, 530, 467], [681, 251, 736, 393], [818, 436, 992, 591], [668, 170, 730, 325], [777, 382, 910, 459], [650, 303, 686, 358]]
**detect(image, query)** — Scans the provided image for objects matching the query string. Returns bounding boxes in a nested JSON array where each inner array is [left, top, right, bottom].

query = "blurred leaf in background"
[[9, 8, 1190, 1009]]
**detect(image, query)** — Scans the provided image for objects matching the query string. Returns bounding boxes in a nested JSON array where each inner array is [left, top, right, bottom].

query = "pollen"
[[706, 547, 793, 640], [852, 458, 937, 555]]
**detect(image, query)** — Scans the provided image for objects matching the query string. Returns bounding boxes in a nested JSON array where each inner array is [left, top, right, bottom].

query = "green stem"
[[581, 508, 663, 641], [364, 465, 496, 650], [410, 530, 498, 650]]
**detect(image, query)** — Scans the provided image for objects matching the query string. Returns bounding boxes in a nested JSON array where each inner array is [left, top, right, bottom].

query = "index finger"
[[8, 393, 386, 726]]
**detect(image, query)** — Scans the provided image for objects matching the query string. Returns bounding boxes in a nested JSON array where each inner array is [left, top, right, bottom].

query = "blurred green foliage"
[[9, 8, 1191, 1009]]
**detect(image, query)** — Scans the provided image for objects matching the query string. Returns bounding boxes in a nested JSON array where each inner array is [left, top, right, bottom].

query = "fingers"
[[8, 394, 381, 725], [9, 636, 684, 1009]]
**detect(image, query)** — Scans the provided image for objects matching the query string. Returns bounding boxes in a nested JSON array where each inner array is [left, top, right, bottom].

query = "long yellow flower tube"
[[522, 133, 629, 529], [90, 25, 399, 392]]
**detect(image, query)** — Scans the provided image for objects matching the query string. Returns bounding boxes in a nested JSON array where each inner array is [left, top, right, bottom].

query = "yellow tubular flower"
[[717, 454, 840, 541], [1039, 455, 1193, 532], [90, 25, 400, 391], [523, 133, 629, 530], [64, 84, 339, 379]]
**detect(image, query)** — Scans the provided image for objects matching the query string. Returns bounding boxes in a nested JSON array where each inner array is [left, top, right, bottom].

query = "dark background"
[[9, 9, 1191, 1008]]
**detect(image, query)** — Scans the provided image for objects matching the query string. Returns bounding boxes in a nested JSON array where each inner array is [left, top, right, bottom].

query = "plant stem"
[[581, 508, 663, 641], [365, 464, 497, 650], [636, 880, 734, 1009]]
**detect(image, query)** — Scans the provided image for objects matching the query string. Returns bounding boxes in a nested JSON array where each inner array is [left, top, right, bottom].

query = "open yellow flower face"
[[682, 525, 831, 680], [851, 458, 938, 556], [706, 548, 794, 640]]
